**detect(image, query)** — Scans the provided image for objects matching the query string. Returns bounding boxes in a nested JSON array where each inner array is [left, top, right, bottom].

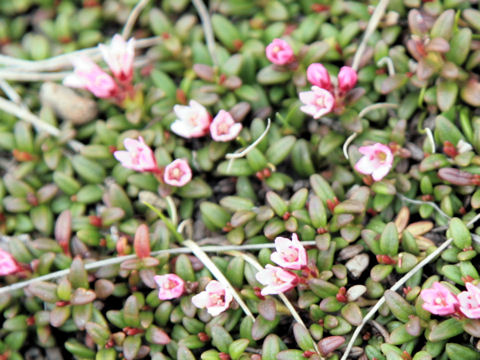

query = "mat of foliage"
[[1, 0, 480, 360]]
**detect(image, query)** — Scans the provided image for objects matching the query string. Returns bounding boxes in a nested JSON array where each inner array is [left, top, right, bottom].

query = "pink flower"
[[299, 86, 335, 119], [154, 274, 185, 300], [354, 143, 394, 181], [99, 34, 135, 83], [458, 282, 480, 319], [64, 57, 118, 98], [192, 280, 233, 316], [171, 100, 212, 138], [420, 282, 458, 316], [307, 63, 331, 90], [255, 265, 298, 296], [163, 159, 192, 187], [113, 136, 158, 172], [210, 110, 242, 142], [265, 38, 295, 65], [0, 249, 20, 276], [337, 66, 358, 93], [270, 233, 307, 270]]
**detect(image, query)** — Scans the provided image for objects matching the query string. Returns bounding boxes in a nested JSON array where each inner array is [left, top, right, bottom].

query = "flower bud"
[[307, 63, 331, 90], [337, 66, 358, 93]]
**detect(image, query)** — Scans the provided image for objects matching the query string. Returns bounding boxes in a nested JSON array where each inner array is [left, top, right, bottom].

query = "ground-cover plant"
[[1, 0, 480, 360]]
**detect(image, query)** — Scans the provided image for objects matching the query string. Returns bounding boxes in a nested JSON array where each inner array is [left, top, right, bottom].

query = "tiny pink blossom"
[[0, 249, 20, 276], [299, 86, 335, 119], [255, 264, 298, 296], [210, 110, 242, 142], [337, 66, 358, 93], [163, 159, 192, 187], [171, 100, 212, 138], [63, 57, 118, 98], [420, 282, 458, 316], [266, 38, 295, 65], [114, 136, 158, 172], [354, 143, 394, 181], [270, 233, 307, 270], [99, 34, 135, 83], [154, 274, 185, 300], [192, 280, 233, 316], [306, 63, 332, 90], [458, 282, 480, 319]]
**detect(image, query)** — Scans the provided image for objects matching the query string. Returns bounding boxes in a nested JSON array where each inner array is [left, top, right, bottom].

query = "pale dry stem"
[[192, 0, 219, 67], [122, 0, 151, 40], [351, 0, 391, 71]]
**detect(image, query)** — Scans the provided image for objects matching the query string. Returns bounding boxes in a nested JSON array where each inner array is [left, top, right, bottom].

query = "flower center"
[[434, 296, 446, 306], [209, 293, 225, 306], [316, 96, 325, 107], [282, 248, 298, 262], [130, 150, 140, 164], [164, 279, 177, 290], [273, 46, 280, 53], [170, 167, 183, 180], [217, 122, 230, 135], [189, 114, 199, 126], [375, 150, 387, 162]]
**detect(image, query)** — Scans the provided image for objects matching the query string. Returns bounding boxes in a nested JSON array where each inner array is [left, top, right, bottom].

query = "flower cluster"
[[0, 249, 21, 276], [154, 275, 233, 316], [354, 143, 394, 181], [171, 100, 242, 142], [64, 34, 135, 103], [255, 234, 307, 296], [420, 281, 480, 319], [299, 64, 358, 119], [113, 137, 192, 187]]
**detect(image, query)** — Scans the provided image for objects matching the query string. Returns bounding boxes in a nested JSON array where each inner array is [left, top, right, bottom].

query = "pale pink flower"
[[255, 265, 298, 296], [163, 159, 192, 187], [420, 282, 458, 316], [0, 249, 20, 276], [337, 66, 358, 93], [99, 34, 135, 83], [154, 274, 185, 300], [307, 63, 332, 90], [299, 86, 335, 119], [113, 136, 158, 172], [270, 233, 307, 270], [192, 280, 233, 316], [265, 38, 295, 65], [210, 110, 242, 142], [354, 143, 394, 181], [458, 282, 480, 319], [171, 100, 212, 138], [64, 57, 118, 98]]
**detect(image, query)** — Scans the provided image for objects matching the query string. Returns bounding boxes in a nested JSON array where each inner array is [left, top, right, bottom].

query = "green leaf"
[[449, 217, 472, 249], [380, 222, 399, 256], [434, 115, 465, 146], [437, 81, 458, 112], [251, 315, 280, 340], [257, 65, 291, 85], [428, 318, 464, 342], [211, 325, 233, 353], [446, 343, 480, 360], [211, 14, 241, 51], [384, 290, 414, 322], [262, 334, 285, 360]]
